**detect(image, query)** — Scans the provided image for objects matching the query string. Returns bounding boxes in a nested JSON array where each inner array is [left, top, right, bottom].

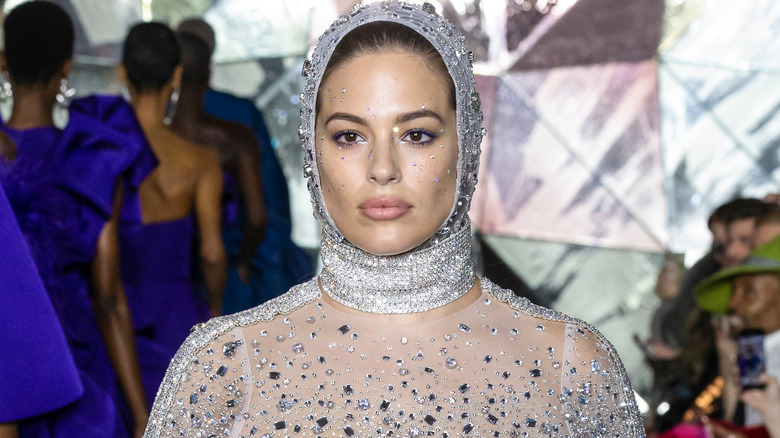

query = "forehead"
[[729, 218, 757, 234], [734, 273, 780, 291], [318, 52, 452, 113]]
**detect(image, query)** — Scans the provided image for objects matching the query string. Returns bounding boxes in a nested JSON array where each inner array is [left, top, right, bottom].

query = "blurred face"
[[722, 218, 757, 268], [755, 222, 780, 247], [315, 51, 458, 255], [729, 274, 780, 334], [711, 221, 728, 266]]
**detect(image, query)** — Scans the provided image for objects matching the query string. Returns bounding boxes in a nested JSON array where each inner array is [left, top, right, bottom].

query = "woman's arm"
[[92, 184, 148, 437], [196, 153, 228, 316], [0, 422, 18, 438], [234, 137, 267, 283]]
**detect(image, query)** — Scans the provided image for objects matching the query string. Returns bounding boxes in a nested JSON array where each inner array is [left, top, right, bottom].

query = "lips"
[[358, 196, 411, 220]]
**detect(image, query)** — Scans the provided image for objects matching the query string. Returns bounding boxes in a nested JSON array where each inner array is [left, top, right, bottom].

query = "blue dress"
[[119, 215, 209, 408], [0, 183, 83, 425], [0, 95, 156, 437], [204, 89, 313, 313]]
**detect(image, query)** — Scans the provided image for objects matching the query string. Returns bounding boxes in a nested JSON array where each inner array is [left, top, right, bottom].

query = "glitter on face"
[[145, 3, 644, 437]]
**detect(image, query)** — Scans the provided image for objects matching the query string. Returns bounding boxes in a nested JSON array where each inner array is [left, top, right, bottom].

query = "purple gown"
[[0, 95, 156, 437], [119, 214, 209, 408], [0, 183, 83, 424]]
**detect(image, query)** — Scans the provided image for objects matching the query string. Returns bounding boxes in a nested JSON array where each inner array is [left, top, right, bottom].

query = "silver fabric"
[[143, 278, 646, 437], [319, 218, 475, 314], [299, 1, 484, 246]]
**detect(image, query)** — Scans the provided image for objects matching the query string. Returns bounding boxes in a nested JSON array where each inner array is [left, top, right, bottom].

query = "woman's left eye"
[[400, 129, 436, 146]]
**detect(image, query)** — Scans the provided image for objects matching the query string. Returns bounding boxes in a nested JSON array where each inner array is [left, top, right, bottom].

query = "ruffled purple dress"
[[119, 214, 209, 408], [0, 183, 83, 425], [0, 95, 156, 437]]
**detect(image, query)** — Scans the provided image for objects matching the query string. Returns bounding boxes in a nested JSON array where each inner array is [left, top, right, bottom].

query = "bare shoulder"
[[164, 128, 221, 171]]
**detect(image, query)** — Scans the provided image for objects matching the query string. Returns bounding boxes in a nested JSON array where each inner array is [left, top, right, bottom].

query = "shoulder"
[[165, 278, 319, 370], [146, 278, 321, 434], [481, 276, 627, 374], [164, 129, 220, 170]]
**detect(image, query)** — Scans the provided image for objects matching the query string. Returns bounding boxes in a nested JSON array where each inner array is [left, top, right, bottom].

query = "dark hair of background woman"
[[3, 1, 74, 85], [122, 22, 181, 93]]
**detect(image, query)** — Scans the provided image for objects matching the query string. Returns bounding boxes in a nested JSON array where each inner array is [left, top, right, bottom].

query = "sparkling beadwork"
[[320, 220, 474, 314], [300, 1, 484, 247]]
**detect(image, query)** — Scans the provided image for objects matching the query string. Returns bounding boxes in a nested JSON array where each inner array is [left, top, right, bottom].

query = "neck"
[[318, 218, 475, 314], [129, 89, 170, 133], [170, 83, 207, 130], [7, 85, 57, 129]]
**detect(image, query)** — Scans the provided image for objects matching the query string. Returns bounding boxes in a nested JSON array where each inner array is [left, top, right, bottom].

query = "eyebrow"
[[395, 109, 444, 125], [324, 112, 368, 126], [323, 109, 444, 127]]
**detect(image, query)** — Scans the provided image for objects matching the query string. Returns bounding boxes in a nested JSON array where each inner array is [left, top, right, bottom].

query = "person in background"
[[696, 235, 780, 433], [754, 205, 780, 247], [175, 18, 313, 313], [119, 21, 227, 407], [169, 31, 267, 300], [742, 375, 780, 438], [0, 3, 149, 436], [649, 198, 770, 431]]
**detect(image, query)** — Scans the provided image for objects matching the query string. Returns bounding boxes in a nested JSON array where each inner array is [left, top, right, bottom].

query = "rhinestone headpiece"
[[299, 1, 484, 245], [300, 1, 483, 313]]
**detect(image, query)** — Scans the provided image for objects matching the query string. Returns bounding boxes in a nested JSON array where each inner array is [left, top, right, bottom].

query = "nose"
[[367, 140, 401, 185], [728, 285, 744, 315], [724, 243, 745, 267]]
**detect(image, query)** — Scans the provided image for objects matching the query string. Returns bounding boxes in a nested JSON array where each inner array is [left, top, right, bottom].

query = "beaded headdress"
[[299, 0, 484, 247]]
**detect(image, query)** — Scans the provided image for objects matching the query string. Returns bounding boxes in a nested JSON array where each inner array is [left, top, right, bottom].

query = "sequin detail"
[[143, 278, 645, 437], [319, 218, 474, 314], [299, 1, 484, 247]]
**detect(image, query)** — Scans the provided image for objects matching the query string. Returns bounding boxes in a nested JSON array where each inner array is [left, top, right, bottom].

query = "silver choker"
[[319, 218, 475, 314]]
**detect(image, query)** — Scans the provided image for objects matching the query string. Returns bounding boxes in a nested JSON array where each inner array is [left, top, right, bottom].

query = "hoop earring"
[[55, 78, 76, 108], [0, 72, 12, 101], [163, 86, 180, 126]]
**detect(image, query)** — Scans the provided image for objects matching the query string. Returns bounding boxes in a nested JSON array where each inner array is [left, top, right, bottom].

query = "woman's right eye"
[[332, 130, 366, 147]]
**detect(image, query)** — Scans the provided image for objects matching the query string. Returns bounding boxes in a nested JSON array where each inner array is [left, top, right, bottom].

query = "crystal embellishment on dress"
[[142, 278, 646, 438]]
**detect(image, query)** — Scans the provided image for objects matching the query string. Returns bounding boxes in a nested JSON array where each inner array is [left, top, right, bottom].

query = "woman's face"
[[315, 51, 458, 255]]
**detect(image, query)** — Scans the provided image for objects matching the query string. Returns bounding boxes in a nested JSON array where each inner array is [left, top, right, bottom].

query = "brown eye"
[[345, 132, 357, 142], [401, 129, 435, 146]]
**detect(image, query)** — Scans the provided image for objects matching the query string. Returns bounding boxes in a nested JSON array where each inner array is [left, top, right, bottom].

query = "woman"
[[0, 2, 149, 436], [143, 3, 644, 437], [119, 22, 226, 408]]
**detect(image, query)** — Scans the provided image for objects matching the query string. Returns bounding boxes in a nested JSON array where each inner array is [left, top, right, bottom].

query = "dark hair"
[[708, 198, 769, 229], [3, 1, 74, 86], [122, 22, 181, 93], [179, 33, 210, 87], [316, 21, 455, 113], [757, 203, 780, 226]]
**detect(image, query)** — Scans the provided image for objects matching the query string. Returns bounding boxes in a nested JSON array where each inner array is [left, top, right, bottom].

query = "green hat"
[[695, 234, 780, 314]]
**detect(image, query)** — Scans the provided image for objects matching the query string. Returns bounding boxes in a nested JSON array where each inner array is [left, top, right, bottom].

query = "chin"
[[349, 230, 427, 256]]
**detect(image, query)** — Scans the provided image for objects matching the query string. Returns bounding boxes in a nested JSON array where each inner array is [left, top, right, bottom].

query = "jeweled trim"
[[143, 277, 645, 437], [319, 218, 474, 314]]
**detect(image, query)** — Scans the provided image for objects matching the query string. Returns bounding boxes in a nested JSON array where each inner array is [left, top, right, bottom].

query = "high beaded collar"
[[319, 217, 475, 314]]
